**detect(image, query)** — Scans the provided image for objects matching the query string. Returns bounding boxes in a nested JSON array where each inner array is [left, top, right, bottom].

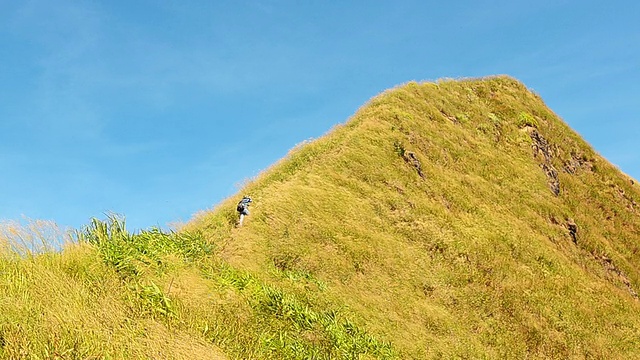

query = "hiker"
[[236, 196, 252, 226]]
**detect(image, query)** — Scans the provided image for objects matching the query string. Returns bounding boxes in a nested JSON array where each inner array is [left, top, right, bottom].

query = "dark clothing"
[[237, 203, 249, 215], [237, 197, 252, 216]]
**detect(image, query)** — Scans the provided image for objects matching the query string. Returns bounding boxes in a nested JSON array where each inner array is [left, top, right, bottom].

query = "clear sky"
[[1, 0, 638, 231]]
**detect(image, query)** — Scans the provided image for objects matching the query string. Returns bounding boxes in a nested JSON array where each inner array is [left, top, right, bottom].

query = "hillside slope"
[[2, 76, 639, 359], [189, 76, 640, 358]]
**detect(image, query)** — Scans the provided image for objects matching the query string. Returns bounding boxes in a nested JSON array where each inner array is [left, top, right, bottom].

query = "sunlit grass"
[[0, 218, 70, 257], [2, 76, 640, 358], [190, 76, 640, 358]]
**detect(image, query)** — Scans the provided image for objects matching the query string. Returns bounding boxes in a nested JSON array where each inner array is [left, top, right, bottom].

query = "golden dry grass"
[[2, 76, 640, 359], [190, 76, 640, 358]]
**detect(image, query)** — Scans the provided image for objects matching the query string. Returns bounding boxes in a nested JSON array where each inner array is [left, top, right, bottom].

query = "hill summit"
[[2, 76, 640, 359]]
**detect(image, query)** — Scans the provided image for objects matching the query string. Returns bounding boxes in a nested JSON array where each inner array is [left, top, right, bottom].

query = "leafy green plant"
[[75, 214, 212, 278], [253, 285, 396, 358], [517, 111, 539, 128], [72, 214, 213, 321], [136, 281, 175, 318]]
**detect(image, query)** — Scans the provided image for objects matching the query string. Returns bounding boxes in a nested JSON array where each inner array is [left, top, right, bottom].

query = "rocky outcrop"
[[526, 127, 560, 196], [595, 254, 639, 299], [403, 151, 424, 178], [566, 218, 578, 244], [563, 152, 594, 174]]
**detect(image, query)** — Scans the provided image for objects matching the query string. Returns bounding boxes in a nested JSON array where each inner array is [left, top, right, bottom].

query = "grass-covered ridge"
[[2, 76, 640, 359]]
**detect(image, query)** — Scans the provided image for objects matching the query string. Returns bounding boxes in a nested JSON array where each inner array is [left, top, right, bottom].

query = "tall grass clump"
[[73, 215, 214, 318], [0, 218, 70, 257], [75, 214, 212, 279]]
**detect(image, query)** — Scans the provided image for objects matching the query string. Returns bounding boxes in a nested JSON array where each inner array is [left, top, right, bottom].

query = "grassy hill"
[[2, 76, 639, 359]]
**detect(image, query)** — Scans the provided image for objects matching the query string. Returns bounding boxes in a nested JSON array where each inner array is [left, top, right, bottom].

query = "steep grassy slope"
[[2, 76, 639, 359], [188, 76, 640, 358]]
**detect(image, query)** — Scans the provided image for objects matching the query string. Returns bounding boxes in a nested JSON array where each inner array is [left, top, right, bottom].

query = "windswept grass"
[[0, 218, 70, 257]]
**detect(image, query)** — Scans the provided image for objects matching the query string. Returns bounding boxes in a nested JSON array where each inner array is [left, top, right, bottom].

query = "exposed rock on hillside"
[[526, 126, 560, 195]]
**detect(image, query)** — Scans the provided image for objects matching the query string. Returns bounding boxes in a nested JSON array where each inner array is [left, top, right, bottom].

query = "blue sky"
[[1, 0, 638, 231]]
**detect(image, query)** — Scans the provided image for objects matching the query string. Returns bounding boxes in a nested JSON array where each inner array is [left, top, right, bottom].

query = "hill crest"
[[189, 75, 640, 357]]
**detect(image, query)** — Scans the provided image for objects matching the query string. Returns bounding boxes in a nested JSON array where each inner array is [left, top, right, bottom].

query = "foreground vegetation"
[[2, 76, 640, 358], [1, 216, 390, 359]]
